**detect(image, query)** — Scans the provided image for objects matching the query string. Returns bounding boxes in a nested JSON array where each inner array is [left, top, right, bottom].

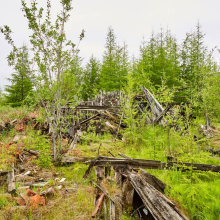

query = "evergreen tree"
[[133, 37, 153, 90], [115, 42, 129, 90], [0, 86, 4, 105], [99, 27, 117, 91], [180, 22, 206, 90], [61, 54, 84, 100], [81, 55, 100, 100], [99, 27, 129, 91], [135, 29, 180, 91], [4, 46, 33, 106]]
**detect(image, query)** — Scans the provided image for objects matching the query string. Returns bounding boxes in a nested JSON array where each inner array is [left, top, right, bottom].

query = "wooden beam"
[[85, 157, 220, 172]]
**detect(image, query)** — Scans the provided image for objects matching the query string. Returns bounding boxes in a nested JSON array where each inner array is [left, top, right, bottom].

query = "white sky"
[[0, 0, 220, 88]]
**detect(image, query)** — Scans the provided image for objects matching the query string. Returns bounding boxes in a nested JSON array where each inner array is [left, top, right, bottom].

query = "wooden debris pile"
[[34, 87, 190, 154], [0, 146, 73, 212], [83, 154, 190, 220]]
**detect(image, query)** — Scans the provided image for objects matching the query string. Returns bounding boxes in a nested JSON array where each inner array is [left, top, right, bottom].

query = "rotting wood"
[[95, 166, 105, 180], [91, 180, 115, 203], [83, 159, 97, 179], [154, 105, 172, 124], [141, 87, 164, 119], [114, 166, 123, 185], [92, 193, 105, 218], [109, 200, 116, 220], [23, 148, 40, 156], [118, 153, 132, 160], [40, 187, 55, 197], [18, 165, 25, 172], [7, 165, 16, 194], [122, 179, 134, 210], [114, 194, 122, 220], [127, 171, 189, 220], [104, 200, 107, 220], [85, 156, 220, 172], [62, 156, 94, 164], [115, 113, 124, 139], [139, 168, 167, 193], [80, 113, 100, 125]]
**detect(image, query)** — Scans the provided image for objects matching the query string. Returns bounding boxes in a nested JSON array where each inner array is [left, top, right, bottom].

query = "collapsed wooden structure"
[[84, 155, 190, 220], [33, 87, 189, 148], [84, 156, 220, 173]]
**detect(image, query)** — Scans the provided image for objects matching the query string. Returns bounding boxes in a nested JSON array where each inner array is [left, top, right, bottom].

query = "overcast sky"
[[0, 0, 220, 88]]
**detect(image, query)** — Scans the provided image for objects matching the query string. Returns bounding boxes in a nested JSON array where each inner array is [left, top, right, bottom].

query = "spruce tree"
[[135, 29, 180, 90], [180, 22, 206, 90], [115, 42, 129, 90], [4, 45, 33, 106], [81, 55, 100, 100], [99, 27, 128, 91], [99, 27, 117, 91]]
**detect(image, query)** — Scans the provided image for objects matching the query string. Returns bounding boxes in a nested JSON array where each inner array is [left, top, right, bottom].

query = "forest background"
[[1, 22, 220, 124]]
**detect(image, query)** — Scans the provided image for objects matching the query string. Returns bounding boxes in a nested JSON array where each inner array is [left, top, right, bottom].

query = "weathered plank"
[[140, 168, 167, 193], [62, 156, 94, 164], [128, 172, 189, 220], [85, 156, 220, 172], [7, 167, 16, 194]]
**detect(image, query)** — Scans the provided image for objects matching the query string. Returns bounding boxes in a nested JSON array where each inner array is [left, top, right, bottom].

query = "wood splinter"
[[92, 193, 105, 218]]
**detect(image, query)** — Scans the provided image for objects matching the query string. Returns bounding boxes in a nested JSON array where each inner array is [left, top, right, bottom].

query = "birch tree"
[[1, 0, 85, 161]]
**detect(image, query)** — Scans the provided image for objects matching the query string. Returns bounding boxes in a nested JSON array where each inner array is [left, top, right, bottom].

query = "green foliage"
[[200, 67, 220, 122], [81, 55, 101, 100], [0, 195, 9, 209], [133, 28, 180, 90], [0, 86, 5, 106], [99, 27, 129, 91], [24, 130, 53, 168], [4, 45, 33, 107]]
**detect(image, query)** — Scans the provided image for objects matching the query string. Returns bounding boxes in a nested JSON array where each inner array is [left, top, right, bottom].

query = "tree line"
[[1, 22, 220, 120]]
